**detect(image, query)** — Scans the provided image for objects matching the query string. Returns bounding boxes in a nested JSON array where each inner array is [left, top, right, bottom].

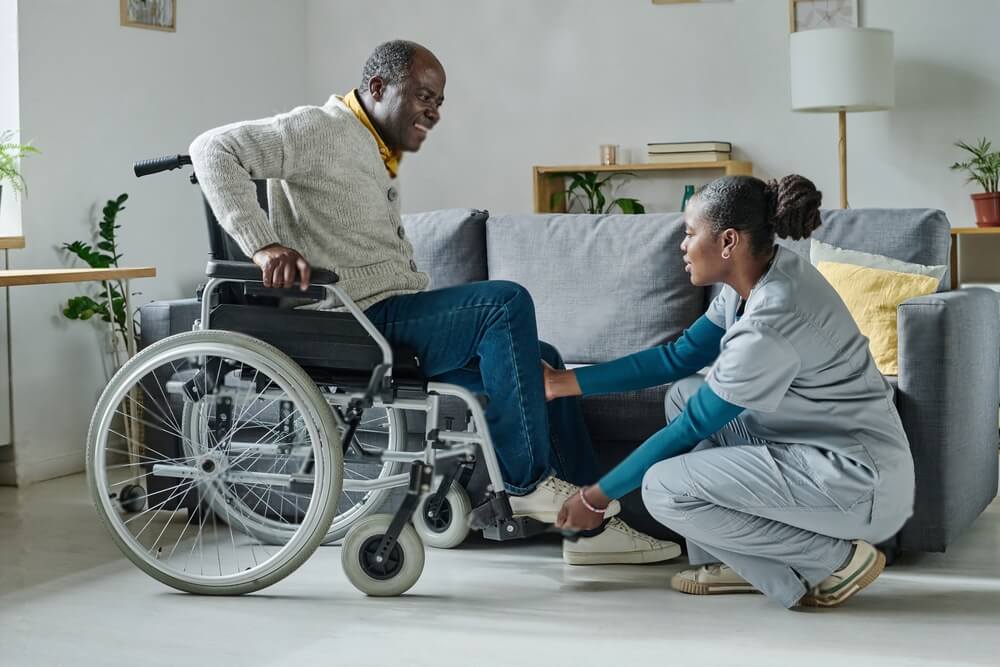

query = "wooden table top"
[[0, 266, 156, 287], [0, 236, 26, 250]]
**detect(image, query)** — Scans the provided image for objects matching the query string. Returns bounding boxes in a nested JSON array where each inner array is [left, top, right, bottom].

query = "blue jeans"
[[364, 280, 599, 494]]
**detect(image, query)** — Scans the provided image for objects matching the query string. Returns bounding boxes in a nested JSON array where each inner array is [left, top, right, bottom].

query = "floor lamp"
[[790, 28, 894, 208]]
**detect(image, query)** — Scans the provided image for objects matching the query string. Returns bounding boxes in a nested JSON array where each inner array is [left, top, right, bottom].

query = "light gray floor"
[[2, 472, 999, 667]]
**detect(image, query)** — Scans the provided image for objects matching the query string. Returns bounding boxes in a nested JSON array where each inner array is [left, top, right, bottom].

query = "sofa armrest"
[[139, 298, 201, 350], [896, 287, 999, 551]]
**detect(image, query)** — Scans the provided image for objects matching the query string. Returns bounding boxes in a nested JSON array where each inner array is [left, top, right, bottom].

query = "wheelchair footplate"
[[470, 492, 560, 542]]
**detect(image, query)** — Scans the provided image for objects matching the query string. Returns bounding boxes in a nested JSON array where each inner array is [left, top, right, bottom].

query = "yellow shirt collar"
[[341, 89, 401, 178]]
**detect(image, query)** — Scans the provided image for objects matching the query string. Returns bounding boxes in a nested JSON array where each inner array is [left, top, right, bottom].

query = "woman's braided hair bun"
[[764, 174, 822, 240]]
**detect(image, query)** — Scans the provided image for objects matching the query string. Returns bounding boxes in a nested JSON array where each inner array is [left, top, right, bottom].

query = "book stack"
[[646, 141, 732, 164]]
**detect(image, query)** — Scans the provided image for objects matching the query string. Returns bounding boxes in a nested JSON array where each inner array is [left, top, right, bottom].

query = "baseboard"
[[11, 451, 85, 486]]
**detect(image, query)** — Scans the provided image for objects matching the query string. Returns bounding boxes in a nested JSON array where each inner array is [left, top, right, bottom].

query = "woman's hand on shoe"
[[542, 360, 582, 402], [556, 485, 610, 532]]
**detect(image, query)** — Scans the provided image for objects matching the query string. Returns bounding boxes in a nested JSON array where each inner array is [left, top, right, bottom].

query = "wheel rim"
[[359, 535, 405, 580], [89, 335, 337, 589], [423, 497, 453, 533]]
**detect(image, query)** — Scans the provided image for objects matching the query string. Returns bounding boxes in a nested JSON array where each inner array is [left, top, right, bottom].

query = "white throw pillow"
[[810, 238, 948, 285]]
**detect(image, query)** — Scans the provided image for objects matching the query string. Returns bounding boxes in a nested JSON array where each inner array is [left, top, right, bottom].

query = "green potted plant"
[[551, 172, 646, 214], [0, 129, 40, 209], [950, 138, 1000, 227], [62, 194, 139, 369]]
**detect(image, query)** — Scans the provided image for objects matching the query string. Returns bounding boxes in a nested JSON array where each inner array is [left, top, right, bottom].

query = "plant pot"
[[971, 192, 1000, 227]]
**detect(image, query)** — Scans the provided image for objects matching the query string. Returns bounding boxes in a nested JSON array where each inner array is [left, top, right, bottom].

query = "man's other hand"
[[252, 244, 312, 290]]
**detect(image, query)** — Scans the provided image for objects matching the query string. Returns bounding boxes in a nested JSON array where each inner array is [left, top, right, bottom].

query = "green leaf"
[[611, 198, 646, 214]]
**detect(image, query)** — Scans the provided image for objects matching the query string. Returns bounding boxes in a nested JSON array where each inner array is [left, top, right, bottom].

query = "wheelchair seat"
[[209, 302, 426, 389]]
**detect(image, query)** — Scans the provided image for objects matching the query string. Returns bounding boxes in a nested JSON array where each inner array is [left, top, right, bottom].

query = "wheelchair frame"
[[89, 153, 543, 597]]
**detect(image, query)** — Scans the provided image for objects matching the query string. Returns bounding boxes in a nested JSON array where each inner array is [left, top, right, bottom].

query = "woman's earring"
[[721, 251, 731, 260]]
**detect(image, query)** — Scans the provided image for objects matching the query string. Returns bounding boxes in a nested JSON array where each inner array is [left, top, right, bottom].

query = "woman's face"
[[680, 199, 728, 286]]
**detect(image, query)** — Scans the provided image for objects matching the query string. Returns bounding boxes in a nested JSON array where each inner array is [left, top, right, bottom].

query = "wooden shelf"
[[0, 236, 25, 250], [533, 161, 753, 212], [950, 226, 1000, 235], [534, 161, 751, 175], [0, 266, 156, 287], [950, 226, 1000, 289]]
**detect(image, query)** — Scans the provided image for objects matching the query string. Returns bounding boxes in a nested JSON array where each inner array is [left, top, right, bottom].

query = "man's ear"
[[368, 75, 385, 101]]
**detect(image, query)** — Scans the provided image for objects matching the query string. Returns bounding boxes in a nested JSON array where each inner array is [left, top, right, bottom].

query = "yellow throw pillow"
[[816, 260, 939, 375]]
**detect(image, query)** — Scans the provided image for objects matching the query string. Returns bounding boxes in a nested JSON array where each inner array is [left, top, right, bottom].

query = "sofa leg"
[[881, 545, 899, 567]]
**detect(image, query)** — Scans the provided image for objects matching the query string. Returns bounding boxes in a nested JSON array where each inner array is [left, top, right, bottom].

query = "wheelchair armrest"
[[205, 259, 340, 285]]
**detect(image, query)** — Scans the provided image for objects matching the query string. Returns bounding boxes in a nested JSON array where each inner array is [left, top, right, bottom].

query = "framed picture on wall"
[[120, 0, 176, 32], [789, 0, 859, 32]]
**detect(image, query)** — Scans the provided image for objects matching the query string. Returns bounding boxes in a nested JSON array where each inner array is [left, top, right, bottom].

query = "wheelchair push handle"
[[134, 154, 192, 178]]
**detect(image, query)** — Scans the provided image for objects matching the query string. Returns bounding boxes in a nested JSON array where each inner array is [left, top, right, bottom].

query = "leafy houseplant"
[[62, 193, 140, 370], [0, 129, 40, 207], [950, 138, 1000, 227], [551, 172, 646, 214]]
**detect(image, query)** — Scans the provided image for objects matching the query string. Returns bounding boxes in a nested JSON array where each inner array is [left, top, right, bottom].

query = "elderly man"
[[190, 39, 677, 565]]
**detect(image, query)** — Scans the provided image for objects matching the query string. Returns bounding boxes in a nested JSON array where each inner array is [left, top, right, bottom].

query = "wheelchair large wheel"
[[181, 399, 407, 546], [87, 330, 342, 595]]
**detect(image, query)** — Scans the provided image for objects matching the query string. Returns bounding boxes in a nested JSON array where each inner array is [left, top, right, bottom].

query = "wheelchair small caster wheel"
[[342, 515, 424, 597], [412, 484, 471, 549], [118, 484, 146, 513]]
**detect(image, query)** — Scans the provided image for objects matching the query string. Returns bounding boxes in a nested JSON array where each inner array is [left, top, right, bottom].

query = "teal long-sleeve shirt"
[[573, 315, 745, 499]]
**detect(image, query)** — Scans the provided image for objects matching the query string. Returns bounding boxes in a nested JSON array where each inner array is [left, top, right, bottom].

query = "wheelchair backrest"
[[201, 179, 268, 263], [200, 179, 280, 306]]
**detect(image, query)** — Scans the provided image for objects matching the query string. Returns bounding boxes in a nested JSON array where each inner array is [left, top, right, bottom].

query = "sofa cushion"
[[778, 208, 952, 291], [486, 213, 705, 364], [402, 208, 489, 289]]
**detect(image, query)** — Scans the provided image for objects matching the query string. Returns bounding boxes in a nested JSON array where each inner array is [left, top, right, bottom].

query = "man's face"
[[370, 49, 446, 153]]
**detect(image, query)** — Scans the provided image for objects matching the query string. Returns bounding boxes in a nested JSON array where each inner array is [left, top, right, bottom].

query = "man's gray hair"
[[360, 40, 420, 91]]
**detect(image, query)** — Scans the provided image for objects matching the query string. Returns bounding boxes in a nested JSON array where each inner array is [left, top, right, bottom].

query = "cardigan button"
[[387, 186, 398, 202], [397, 226, 406, 239], [409, 259, 418, 271]]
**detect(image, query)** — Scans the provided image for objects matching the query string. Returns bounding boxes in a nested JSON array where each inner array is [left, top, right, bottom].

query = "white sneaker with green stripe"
[[670, 563, 760, 595], [800, 540, 886, 607]]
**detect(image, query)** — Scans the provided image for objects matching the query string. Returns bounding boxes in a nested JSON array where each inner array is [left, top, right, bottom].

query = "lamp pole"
[[839, 109, 848, 208]]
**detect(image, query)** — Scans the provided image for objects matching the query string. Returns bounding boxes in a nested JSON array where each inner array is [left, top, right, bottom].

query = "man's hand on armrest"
[[252, 243, 311, 291]]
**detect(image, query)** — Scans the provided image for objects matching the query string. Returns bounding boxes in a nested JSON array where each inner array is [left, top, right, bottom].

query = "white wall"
[[305, 0, 1000, 279], [0, 0, 21, 238], [0, 0, 20, 454], [8, 0, 307, 483]]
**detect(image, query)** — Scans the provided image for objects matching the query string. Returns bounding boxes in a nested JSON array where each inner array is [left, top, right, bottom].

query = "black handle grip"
[[133, 154, 192, 178]]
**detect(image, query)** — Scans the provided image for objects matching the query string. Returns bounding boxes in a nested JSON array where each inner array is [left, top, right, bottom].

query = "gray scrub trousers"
[[641, 247, 915, 608]]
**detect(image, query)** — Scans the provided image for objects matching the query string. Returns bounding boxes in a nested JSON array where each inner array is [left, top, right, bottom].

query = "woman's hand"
[[541, 360, 582, 402], [555, 485, 611, 533]]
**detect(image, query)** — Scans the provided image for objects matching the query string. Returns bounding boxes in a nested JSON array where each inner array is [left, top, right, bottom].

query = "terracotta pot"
[[971, 192, 1000, 227]]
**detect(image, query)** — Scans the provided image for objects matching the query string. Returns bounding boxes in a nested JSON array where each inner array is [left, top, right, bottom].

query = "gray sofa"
[[401, 207, 999, 556], [140, 206, 999, 557]]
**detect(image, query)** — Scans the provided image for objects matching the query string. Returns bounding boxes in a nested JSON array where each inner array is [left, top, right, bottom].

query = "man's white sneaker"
[[508, 475, 620, 524], [800, 540, 885, 608], [670, 563, 760, 595], [563, 518, 681, 565]]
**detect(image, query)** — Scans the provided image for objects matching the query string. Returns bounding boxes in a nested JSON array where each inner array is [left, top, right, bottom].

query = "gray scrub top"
[[704, 246, 914, 511]]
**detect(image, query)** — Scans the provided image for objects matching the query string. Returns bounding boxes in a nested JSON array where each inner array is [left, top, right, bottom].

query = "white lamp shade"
[[790, 28, 894, 112]]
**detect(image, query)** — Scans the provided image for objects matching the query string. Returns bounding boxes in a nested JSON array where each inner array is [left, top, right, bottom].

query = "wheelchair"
[[87, 155, 546, 597]]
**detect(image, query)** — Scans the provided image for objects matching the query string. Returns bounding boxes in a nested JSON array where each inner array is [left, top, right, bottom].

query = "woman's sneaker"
[[799, 540, 885, 608], [670, 564, 760, 595], [509, 475, 620, 524], [563, 518, 681, 565]]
